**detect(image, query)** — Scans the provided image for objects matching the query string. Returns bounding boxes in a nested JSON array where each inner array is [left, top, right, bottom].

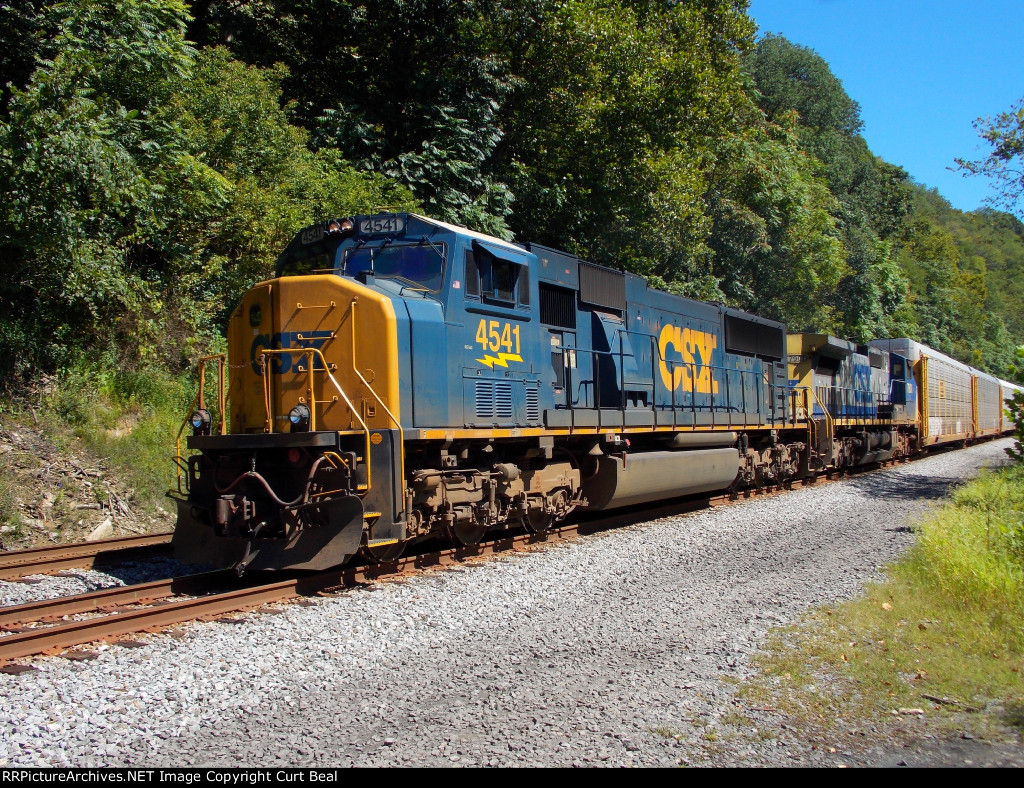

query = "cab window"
[[465, 247, 529, 307], [278, 250, 332, 277], [345, 244, 445, 291]]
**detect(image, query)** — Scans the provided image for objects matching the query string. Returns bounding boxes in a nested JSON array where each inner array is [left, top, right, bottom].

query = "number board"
[[359, 216, 405, 235], [300, 225, 323, 245]]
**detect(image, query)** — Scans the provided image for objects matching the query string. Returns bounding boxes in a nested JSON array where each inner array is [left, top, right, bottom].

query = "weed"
[[29, 362, 195, 519], [0, 456, 20, 531], [740, 463, 1024, 739], [720, 710, 751, 727], [1004, 704, 1024, 729]]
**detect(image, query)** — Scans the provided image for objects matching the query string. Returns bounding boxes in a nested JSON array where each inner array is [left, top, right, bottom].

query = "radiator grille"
[[475, 380, 514, 420], [539, 283, 576, 328], [578, 261, 626, 312], [724, 313, 785, 361], [526, 386, 539, 422]]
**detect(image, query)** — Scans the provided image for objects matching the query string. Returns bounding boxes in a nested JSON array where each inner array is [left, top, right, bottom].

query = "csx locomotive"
[[171, 213, 1020, 573]]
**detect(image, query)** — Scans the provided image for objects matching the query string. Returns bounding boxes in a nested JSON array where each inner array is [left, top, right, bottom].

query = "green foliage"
[[0, 457, 20, 536], [193, 0, 513, 236], [706, 107, 847, 330], [0, 2, 415, 377], [901, 186, 1023, 374], [0, 1, 48, 112], [742, 465, 1024, 738], [39, 358, 197, 508], [2, 0, 1022, 392], [496, 0, 756, 279], [912, 467, 1024, 618], [0, 0, 198, 372], [746, 33, 863, 137], [957, 97, 1024, 220], [156, 46, 418, 353], [1006, 348, 1024, 464], [745, 34, 914, 341]]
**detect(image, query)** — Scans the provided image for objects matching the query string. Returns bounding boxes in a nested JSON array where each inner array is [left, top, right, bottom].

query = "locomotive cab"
[[173, 215, 431, 572], [172, 212, 550, 572]]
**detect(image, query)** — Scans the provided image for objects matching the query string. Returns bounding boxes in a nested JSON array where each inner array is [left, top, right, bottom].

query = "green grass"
[[740, 463, 1024, 737], [0, 457, 22, 537], [36, 362, 196, 516]]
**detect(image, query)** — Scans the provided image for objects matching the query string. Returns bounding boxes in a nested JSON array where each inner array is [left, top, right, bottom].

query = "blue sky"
[[747, 0, 1024, 213]]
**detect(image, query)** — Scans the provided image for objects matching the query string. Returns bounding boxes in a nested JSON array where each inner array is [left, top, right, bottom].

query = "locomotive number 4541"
[[475, 318, 521, 354]]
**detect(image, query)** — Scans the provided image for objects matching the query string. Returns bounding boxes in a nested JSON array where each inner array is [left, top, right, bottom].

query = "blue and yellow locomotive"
[[171, 212, 1012, 573]]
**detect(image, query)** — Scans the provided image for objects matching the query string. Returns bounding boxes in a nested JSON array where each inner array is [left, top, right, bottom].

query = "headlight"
[[288, 404, 311, 431], [326, 218, 355, 236], [190, 409, 212, 436]]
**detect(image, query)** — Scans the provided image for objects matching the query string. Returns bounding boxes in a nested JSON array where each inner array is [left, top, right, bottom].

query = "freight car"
[[170, 213, 1018, 573], [867, 338, 1012, 446]]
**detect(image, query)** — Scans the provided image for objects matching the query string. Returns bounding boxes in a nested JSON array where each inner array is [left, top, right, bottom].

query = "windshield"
[[345, 244, 445, 291]]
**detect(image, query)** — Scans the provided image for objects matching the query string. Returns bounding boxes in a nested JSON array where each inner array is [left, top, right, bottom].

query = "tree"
[[744, 34, 913, 340], [0, 0, 199, 372], [190, 0, 515, 237], [0, 1, 416, 375], [493, 0, 756, 281], [1006, 347, 1024, 463], [898, 185, 1024, 375], [957, 97, 1024, 220], [0, 1, 48, 114], [157, 47, 418, 356], [705, 106, 848, 330]]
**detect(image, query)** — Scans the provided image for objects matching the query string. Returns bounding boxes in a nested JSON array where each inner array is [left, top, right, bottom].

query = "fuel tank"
[[583, 447, 740, 509]]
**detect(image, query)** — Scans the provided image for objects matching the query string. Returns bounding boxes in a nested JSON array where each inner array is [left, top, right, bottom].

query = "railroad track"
[[0, 455, 921, 666], [0, 524, 602, 664], [0, 532, 174, 581]]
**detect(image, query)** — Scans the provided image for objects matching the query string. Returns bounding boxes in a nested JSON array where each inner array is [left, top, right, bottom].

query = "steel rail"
[[0, 579, 307, 662], [0, 532, 174, 581], [0, 571, 232, 629], [0, 532, 175, 581], [0, 488, 819, 664], [0, 526, 593, 663], [0, 450, 963, 665]]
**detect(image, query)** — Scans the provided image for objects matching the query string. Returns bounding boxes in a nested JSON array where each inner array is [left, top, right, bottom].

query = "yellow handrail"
[[177, 338, 402, 502], [349, 299, 406, 495], [174, 389, 202, 494], [174, 354, 228, 494], [810, 385, 835, 458], [256, 347, 375, 491], [196, 354, 227, 434]]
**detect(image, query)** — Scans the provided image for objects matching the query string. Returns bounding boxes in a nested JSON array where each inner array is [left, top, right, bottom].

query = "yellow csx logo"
[[657, 324, 719, 394]]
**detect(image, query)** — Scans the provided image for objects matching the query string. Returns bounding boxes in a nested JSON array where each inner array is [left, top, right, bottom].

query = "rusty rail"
[[0, 571, 231, 629], [0, 579, 303, 662], [0, 532, 174, 581]]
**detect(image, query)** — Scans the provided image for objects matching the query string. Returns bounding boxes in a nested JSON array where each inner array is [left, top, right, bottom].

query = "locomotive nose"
[[228, 274, 401, 435], [172, 273, 404, 573]]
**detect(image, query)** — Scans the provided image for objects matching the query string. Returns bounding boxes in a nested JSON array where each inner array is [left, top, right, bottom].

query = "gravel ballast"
[[0, 439, 1015, 767]]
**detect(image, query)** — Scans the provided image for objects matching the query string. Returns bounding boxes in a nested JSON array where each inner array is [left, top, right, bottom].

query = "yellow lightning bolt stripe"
[[476, 352, 523, 369]]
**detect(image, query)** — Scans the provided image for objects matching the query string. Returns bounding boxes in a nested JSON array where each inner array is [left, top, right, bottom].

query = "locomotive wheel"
[[445, 519, 488, 547], [360, 537, 406, 564]]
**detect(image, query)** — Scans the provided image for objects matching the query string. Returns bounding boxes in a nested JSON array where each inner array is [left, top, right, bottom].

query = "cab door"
[[548, 330, 580, 409]]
